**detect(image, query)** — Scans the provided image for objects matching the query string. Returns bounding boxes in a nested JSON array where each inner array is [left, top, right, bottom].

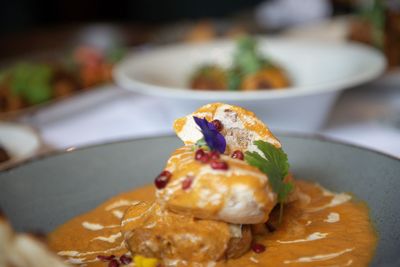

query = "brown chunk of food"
[[190, 65, 227, 90], [121, 202, 252, 263], [225, 225, 252, 259], [0, 146, 10, 163], [241, 67, 290, 90]]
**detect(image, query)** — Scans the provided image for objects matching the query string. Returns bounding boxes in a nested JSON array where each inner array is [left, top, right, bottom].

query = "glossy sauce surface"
[[48, 181, 376, 267]]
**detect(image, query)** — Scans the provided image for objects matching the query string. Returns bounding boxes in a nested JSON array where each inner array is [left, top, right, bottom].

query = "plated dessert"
[[189, 37, 290, 91], [48, 103, 376, 267]]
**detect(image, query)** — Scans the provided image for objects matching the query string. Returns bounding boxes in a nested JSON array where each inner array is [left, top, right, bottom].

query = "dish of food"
[[190, 36, 290, 91], [0, 46, 125, 115], [114, 37, 385, 132], [1, 104, 399, 266], [45, 103, 376, 266], [114, 37, 385, 100]]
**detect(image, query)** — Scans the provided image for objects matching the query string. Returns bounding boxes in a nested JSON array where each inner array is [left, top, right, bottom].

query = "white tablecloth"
[[26, 76, 400, 158]]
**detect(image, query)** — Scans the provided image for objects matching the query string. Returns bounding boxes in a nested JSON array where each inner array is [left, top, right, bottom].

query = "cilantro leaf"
[[245, 140, 292, 203], [245, 140, 293, 224]]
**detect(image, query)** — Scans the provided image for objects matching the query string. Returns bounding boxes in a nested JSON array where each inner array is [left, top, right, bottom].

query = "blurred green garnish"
[[106, 46, 127, 64], [227, 68, 241, 91], [359, 0, 385, 49], [232, 36, 272, 75], [227, 36, 274, 90], [233, 36, 263, 75], [4, 62, 53, 104]]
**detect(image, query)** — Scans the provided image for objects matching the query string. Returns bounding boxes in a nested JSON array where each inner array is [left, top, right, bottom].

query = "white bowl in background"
[[113, 37, 386, 132]]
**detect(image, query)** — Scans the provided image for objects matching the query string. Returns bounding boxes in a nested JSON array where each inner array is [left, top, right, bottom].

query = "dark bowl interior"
[[0, 135, 399, 266]]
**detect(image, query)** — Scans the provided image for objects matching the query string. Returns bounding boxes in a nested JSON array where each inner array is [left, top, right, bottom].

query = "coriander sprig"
[[245, 140, 293, 223]]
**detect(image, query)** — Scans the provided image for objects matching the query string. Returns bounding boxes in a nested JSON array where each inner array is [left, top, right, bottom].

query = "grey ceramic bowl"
[[0, 135, 399, 266]]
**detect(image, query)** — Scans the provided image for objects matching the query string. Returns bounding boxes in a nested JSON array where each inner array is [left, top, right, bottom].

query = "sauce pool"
[[48, 180, 377, 267]]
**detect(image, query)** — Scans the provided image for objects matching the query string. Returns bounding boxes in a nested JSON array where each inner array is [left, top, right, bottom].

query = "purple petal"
[[206, 131, 226, 153], [193, 116, 209, 132], [206, 120, 218, 132], [193, 116, 226, 153]]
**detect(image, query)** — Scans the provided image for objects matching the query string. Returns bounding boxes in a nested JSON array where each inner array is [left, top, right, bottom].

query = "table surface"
[[20, 71, 400, 158]]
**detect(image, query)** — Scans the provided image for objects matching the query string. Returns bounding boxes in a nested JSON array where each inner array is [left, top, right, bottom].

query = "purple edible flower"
[[193, 116, 226, 153]]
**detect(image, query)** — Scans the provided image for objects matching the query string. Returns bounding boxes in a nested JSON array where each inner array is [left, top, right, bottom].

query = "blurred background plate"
[[114, 37, 386, 132]]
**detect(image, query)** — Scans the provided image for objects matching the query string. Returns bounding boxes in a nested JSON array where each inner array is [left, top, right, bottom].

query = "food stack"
[[121, 103, 295, 266]]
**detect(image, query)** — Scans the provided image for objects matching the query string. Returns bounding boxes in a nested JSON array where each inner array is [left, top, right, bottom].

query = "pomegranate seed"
[[97, 255, 115, 261], [195, 149, 205, 160], [199, 153, 211, 163], [108, 259, 120, 267], [251, 243, 266, 253], [119, 254, 132, 264], [211, 119, 223, 132], [231, 150, 244, 160], [154, 170, 172, 189], [182, 177, 193, 190], [158, 170, 172, 178], [209, 151, 220, 160], [210, 160, 229, 170]]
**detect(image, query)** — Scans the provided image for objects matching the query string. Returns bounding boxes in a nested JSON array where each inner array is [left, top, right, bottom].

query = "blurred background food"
[[0, 0, 399, 167], [189, 36, 290, 91], [0, 45, 124, 114], [348, 0, 400, 68]]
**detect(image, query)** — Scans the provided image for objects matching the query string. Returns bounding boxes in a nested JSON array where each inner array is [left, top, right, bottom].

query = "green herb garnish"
[[192, 137, 210, 151], [245, 140, 293, 223]]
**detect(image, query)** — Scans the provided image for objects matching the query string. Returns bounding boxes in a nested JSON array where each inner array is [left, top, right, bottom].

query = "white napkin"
[[27, 86, 173, 149], [323, 122, 400, 158]]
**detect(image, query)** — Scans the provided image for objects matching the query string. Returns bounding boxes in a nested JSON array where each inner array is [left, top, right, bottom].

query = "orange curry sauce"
[[48, 181, 376, 267]]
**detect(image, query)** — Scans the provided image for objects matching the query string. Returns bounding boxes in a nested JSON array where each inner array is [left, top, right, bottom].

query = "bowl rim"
[[1, 132, 398, 174], [113, 37, 387, 100]]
